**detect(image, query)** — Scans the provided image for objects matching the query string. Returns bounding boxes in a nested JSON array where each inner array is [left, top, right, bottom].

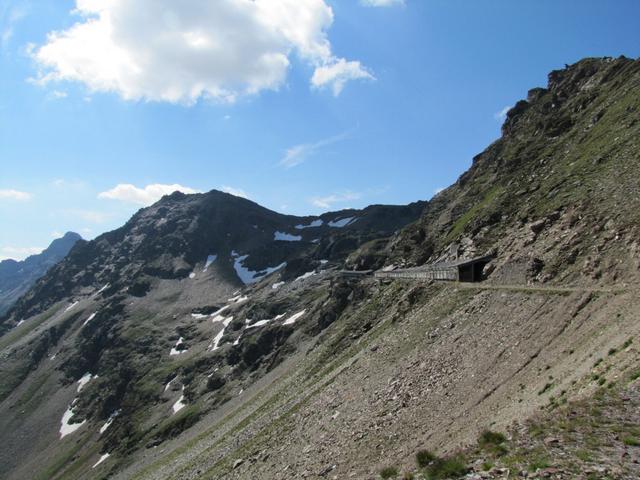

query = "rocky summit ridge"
[[0, 56, 639, 480]]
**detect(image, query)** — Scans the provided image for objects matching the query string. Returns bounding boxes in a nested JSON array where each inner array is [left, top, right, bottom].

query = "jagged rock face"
[[388, 56, 640, 285], [0, 232, 81, 316], [3, 191, 425, 324]]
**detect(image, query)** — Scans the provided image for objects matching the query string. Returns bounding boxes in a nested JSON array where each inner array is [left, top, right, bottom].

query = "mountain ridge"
[[0, 232, 82, 316]]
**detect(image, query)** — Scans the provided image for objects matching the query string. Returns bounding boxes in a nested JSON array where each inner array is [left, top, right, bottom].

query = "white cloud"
[[494, 105, 511, 122], [98, 183, 200, 206], [30, 0, 371, 104], [311, 58, 374, 96], [0, 189, 32, 201], [311, 191, 361, 209], [0, 246, 43, 261], [360, 0, 405, 7], [279, 132, 347, 168], [1, 3, 29, 50], [50, 90, 68, 99], [221, 186, 250, 199], [51, 178, 86, 189]]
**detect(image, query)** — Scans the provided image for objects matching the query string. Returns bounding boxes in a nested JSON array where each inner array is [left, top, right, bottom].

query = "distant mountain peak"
[[0, 232, 82, 315]]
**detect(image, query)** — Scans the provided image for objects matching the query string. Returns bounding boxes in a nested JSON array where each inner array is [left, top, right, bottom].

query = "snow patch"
[[203, 254, 218, 272], [228, 294, 249, 304], [77, 372, 94, 392], [99, 411, 119, 434], [191, 313, 209, 320], [60, 403, 86, 438], [164, 377, 176, 392], [210, 317, 233, 351], [172, 387, 186, 414], [96, 284, 110, 295], [82, 313, 97, 327], [17, 319, 25, 327], [272, 281, 285, 290], [295, 271, 317, 282], [283, 310, 306, 326], [231, 251, 286, 284], [170, 337, 187, 356], [64, 301, 79, 312], [328, 217, 356, 228], [245, 319, 271, 329], [210, 306, 232, 323], [189, 272, 196, 279], [295, 219, 323, 229], [92, 453, 110, 468], [274, 231, 302, 242]]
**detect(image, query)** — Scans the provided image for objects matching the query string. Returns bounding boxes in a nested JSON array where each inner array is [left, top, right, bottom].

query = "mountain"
[[0, 232, 82, 316], [0, 191, 425, 480], [1, 56, 639, 480]]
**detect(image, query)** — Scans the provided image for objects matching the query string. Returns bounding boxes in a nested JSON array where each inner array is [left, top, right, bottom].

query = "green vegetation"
[[415, 449, 437, 468], [446, 186, 504, 241], [152, 405, 202, 442], [623, 436, 640, 447], [380, 466, 398, 479], [478, 430, 508, 456], [575, 449, 592, 462], [423, 455, 468, 480], [527, 454, 551, 472]]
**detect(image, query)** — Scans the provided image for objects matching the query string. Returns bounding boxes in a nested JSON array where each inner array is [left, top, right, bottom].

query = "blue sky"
[[1, 0, 639, 260]]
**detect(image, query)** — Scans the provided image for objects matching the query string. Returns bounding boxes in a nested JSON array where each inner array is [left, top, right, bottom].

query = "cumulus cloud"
[[0, 189, 32, 201], [311, 191, 361, 209], [98, 183, 200, 205], [30, 0, 372, 104], [360, 0, 405, 7], [0, 246, 43, 261], [221, 186, 250, 199], [279, 132, 348, 168], [311, 58, 374, 96]]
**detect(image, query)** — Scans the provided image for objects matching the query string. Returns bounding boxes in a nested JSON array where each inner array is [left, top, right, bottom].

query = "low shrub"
[[380, 466, 398, 479], [424, 455, 468, 479], [416, 449, 437, 468], [478, 430, 508, 456]]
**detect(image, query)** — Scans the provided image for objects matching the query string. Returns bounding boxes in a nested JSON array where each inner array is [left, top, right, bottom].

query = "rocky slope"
[[116, 57, 638, 480], [0, 56, 639, 480], [0, 191, 425, 480], [0, 232, 81, 316]]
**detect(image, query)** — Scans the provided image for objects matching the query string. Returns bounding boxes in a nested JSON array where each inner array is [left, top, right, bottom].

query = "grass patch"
[[528, 455, 551, 472], [415, 450, 437, 468], [623, 436, 640, 447], [423, 455, 468, 480], [380, 466, 398, 479], [478, 430, 508, 456], [575, 449, 592, 462]]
